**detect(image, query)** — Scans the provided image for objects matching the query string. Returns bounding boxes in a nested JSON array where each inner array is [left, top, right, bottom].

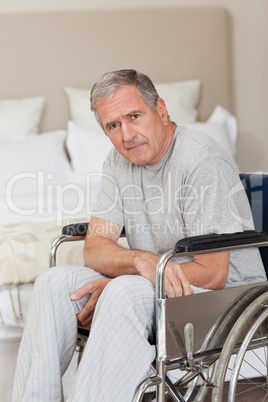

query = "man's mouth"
[[125, 142, 146, 151]]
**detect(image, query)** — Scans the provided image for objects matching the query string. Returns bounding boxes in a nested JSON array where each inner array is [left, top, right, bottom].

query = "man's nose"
[[121, 123, 136, 142]]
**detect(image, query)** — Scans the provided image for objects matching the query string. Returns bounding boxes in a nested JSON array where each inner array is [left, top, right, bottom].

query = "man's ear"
[[157, 98, 169, 126]]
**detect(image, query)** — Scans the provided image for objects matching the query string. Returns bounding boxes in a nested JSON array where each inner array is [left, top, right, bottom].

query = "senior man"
[[13, 69, 266, 401]]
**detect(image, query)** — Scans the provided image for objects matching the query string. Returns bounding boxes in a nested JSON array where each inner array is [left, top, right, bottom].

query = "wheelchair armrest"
[[49, 223, 89, 268], [175, 230, 268, 253], [49, 223, 126, 268], [62, 222, 89, 236], [62, 223, 126, 237]]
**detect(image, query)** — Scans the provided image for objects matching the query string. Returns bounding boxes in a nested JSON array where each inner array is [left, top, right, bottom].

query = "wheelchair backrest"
[[240, 173, 268, 277]]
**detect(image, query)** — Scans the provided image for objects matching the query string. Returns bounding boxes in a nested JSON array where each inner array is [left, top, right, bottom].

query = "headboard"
[[0, 7, 232, 133]]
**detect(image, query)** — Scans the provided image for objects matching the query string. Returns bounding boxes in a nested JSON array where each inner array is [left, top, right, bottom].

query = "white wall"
[[0, 0, 267, 172]]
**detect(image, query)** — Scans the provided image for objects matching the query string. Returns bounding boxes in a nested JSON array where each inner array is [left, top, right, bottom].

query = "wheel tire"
[[212, 291, 268, 401]]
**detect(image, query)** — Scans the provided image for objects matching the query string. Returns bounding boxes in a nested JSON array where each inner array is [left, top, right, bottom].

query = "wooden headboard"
[[0, 7, 232, 132]]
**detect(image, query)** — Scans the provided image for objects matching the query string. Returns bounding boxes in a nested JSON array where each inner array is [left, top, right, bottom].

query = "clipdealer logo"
[[5, 169, 259, 230], [5, 171, 119, 225]]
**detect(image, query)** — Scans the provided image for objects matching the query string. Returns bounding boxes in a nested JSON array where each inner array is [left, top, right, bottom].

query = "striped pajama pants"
[[12, 264, 156, 402]]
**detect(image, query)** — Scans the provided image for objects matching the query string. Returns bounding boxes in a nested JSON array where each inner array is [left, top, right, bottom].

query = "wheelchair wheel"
[[212, 291, 268, 401]]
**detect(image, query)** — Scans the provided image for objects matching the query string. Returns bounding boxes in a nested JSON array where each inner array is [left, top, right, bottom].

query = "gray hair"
[[90, 69, 159, 127]]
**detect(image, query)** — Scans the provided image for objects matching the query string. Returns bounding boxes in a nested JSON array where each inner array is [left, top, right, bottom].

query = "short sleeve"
[[178, 156, 253, 237], [91, 152, 125, 226]]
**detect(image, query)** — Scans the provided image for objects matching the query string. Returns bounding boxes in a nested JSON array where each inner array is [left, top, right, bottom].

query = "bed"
[[0, 6, 237, 400]]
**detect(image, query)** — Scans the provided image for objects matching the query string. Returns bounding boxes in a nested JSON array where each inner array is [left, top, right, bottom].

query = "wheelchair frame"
[[49, 225, 268, 402], [138, 231, 268, 402]]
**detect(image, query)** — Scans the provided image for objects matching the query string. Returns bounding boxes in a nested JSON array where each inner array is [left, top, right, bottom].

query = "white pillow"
[[184, 106, 238, 158], [0, 96, 45, 138], [155, 80, 201, 124], [1, 131, 73, 195], [66, 122, 114, 210], [66, 121, 113, 182], [65, 87, 99, 129], [207, 105, 238, 145], [65, 80, 201, 128]]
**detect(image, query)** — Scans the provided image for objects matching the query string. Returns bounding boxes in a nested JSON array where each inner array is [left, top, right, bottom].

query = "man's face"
[[96, 85, 174, 166]]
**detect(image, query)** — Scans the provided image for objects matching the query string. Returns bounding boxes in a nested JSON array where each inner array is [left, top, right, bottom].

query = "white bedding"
[[0, 219, 86, 287]]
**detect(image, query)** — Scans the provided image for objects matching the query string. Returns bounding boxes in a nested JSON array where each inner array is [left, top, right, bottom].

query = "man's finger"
[[74, 278, 112, 325], [77, 299, 96, 323], [181, 280, 193, 296], [165, 279, 177, 298], [70, 281, 98, 301], [78, 309, 94, 327], [165, 266, 183, 298], [70, 286, 89, 301]]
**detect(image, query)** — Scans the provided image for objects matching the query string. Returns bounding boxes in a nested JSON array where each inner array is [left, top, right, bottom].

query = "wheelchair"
[[49, 173, 268, 401]]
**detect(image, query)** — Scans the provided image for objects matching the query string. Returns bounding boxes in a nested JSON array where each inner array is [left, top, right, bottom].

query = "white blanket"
[[0, 220, 85, 288]]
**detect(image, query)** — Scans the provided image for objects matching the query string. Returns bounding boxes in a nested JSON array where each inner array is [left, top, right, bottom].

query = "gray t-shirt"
[[92, 126, 266, 287]]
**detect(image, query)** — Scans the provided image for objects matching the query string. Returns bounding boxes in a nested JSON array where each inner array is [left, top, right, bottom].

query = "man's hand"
[[70, 278, 112, 326], [135, 252, 193, 298], [164, 261, 194, 297]]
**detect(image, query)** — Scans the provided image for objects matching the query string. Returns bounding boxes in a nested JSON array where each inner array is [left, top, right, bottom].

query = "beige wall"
[[0, 0, 267, 172]]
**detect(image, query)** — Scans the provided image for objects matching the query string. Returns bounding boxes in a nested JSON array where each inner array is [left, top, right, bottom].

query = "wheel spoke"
[[240, 356, 267, 377], [228, 367, 267, 389], [250, 348, 268, 369], [261, 390, 268, 402], [236, 386, 268, 399], [235, 383, 268, 396]]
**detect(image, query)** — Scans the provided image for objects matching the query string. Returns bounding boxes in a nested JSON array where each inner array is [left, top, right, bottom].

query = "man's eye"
[[109, 123, 119, 130], [131, 114, 140, 120]]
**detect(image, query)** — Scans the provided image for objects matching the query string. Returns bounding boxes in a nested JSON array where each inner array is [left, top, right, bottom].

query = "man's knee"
[[92, 275, 156, 342], [34, 264, 80, 293], [36, 264, 72, 282], [97, 275, 155, 312]]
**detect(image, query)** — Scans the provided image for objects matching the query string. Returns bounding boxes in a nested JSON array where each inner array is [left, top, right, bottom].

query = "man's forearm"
[[178, 254, 229, 290], [83, 234, 142, 277]]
